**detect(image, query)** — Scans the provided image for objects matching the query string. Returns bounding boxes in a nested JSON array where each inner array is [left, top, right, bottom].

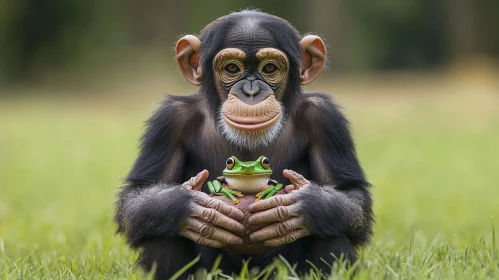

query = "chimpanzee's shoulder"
[[164, 93, 205, 118], [298, 92, 341, 112], [147, 94, 205, 135], [161, 93, 203, 113], [291, 92, 350, 139], [296, 92, 345, 122]]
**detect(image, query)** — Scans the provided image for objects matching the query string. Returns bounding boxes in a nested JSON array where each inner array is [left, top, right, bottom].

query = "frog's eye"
[[260, 156, 270, 169], [226, 157, 235, 169]]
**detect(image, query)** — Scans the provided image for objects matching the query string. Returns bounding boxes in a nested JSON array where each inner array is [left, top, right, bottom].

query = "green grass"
[[1, 78, 499, 279]]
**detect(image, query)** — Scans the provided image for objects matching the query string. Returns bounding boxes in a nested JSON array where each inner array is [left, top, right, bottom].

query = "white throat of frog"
[[224, 174, 271, 194]]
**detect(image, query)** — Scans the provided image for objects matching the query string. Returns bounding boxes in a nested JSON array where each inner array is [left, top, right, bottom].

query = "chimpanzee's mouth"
[[221, 95, 282, 131], [222, 112, 281, 130]]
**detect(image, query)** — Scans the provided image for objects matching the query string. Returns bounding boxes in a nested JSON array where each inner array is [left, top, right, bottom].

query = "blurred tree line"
[[1, 0, 498, 84]]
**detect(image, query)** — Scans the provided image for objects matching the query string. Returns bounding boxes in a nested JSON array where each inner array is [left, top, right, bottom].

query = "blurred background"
[[1, 0, 499, 85], [0, 0, 498, 278]]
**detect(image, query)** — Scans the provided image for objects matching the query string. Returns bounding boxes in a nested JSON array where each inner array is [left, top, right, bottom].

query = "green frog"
[[207, 156, 283, 204]]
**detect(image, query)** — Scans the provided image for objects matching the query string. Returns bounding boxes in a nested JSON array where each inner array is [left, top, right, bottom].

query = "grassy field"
[[1, 71, 498, 279]]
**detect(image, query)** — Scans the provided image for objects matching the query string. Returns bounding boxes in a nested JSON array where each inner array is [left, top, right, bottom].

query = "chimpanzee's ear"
[[176, 35, 202, 86], [299, 35, 326, 85]]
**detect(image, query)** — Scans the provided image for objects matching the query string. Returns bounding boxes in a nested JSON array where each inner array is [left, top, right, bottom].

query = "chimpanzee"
[[115, 10, 373, 279]]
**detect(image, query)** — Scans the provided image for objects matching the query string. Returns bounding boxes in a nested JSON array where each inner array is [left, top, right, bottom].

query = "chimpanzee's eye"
[[260, 157, 270, 169], [262, 63, 277, 74], [226, 157, 235, 169], [225, 63, 240, 74]]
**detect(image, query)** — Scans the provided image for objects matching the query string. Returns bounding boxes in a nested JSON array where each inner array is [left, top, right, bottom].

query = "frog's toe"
[[264, 189, 277, 199], [235, 192, 244, 198], [225, 187, 244, 197], [257, 186, 272, 198]]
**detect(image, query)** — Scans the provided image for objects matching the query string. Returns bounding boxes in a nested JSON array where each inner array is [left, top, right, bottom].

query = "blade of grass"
[[209, 255, 223, 275], [278, 255, 299, 278], [169, 255, 200, 280]]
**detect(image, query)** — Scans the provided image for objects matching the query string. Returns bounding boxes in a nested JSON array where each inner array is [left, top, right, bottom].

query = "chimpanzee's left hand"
[[248, 169, 312, 247]]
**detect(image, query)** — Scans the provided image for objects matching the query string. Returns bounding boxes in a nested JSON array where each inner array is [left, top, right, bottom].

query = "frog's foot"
[[223, 185, 244, 198], [255, 183, 283, 202], [208, 180, 240, 204], [256, 185, 272, 198], [220, 187, 241, 205]]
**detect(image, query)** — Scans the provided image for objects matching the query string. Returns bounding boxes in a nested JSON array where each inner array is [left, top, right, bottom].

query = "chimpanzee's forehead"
[[222, 18, 280, 55]]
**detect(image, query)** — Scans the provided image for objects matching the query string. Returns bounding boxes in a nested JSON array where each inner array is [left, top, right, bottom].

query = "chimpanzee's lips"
[[221, 94, 282, 131], [222, 112, 281, 130]]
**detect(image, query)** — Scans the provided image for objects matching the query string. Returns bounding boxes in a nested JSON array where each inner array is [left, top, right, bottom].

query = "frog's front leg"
[[208, 178, 243, 205], [255, 179, 283, 202]]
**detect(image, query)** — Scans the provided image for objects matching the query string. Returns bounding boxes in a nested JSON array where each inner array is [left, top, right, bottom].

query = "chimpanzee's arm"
[[114, 96, 197, 247], [300, 93, 373, 246], [113, 96, 204, 279]]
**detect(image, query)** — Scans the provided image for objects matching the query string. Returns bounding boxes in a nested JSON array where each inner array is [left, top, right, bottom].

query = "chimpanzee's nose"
[[229, 78, 274, 105], [243, 80, 260, 97]]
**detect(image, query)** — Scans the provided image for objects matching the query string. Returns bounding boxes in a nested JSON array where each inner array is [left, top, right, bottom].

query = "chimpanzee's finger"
[[249, 216, 305, 242], [248, 203, 301, 225], [193, 192, 244, 221], [248, 192, 298, 213], [182, 170, 209, 191], [186, 217, 243, 245], [191, 203, 245, 233], [283, 169, 310, 188], [284, 184, 299, 193], [180, 229, 225, 248], [263, 228, 310, 247]]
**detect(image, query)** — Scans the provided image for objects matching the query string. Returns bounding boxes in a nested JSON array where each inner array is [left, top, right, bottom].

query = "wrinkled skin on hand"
[[179, 170, 246, 248], [248, 169, 312, 247]]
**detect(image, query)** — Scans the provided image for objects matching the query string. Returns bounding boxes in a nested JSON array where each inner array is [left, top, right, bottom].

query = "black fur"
[[114, 10, 373, 279], [115, 185, 193, 248]]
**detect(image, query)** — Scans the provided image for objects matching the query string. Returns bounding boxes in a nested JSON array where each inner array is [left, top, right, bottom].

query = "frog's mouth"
[[225, 172, 272, 176], [221, 95, 282, 131]]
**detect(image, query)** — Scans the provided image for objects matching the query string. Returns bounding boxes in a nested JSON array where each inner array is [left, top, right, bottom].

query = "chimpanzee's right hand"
[[179, 170, 245, 248]]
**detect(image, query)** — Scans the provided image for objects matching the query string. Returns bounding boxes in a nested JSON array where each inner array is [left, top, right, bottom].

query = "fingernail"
[[248, 202, 262, 212], [237, 238, 244, 245], [249, 234, 256, 242], [236, 210, 245, 220]]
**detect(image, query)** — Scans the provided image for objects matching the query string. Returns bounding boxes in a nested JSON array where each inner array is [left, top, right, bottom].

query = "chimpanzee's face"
[[213, 23, 289, 150]]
